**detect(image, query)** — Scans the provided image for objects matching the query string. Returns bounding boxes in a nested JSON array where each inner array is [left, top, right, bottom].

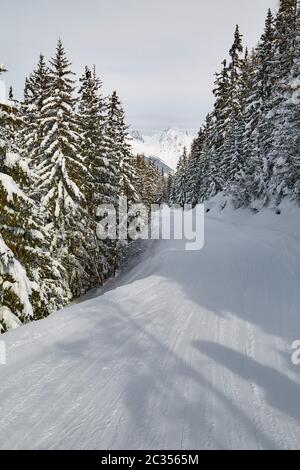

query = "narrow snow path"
[[0, 212, 300, 449]]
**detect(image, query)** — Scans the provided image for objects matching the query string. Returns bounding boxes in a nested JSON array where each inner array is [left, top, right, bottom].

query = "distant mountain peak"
[[128, 127, 195, 170]]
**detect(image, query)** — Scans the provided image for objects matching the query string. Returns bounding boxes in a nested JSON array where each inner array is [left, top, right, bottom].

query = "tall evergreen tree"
[[173, 147, 188, 207], [246, 9, 277, 205], [164, 172, 174, 206], [274, 0, 298, 81], [270, 0, 300, 202], [0, 66, 68, 332], [135, 155, 164, 207], [21, 54, 51, 186], [77, 65, 109, 286], [78, 66, 106, 207], [98, 91, 138, 276], [219, 25, 244, 189], [186, 128, 205, 206], [105, 91, 137, 201], [198, 113, 217, 201], [209, 60, 231, 193], [37, 39, 92, 297]]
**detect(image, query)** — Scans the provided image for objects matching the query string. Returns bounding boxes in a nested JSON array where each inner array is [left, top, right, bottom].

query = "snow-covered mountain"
[[128, 128, 195, 171]]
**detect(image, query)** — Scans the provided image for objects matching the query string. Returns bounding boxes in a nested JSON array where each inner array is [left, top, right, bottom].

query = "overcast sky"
[[0, 0, 278, 133]]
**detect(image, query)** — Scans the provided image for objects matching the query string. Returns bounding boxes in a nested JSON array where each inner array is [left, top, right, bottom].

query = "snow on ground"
[[0, 198, 300, 449]]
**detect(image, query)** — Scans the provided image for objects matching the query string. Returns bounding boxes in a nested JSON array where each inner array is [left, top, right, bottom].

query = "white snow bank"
[[205, 193, 300, 242], [0, 306, 22, 332]]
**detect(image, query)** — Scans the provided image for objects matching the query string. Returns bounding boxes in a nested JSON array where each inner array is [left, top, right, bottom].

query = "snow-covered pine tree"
[[97, 91, 138, 277], [185, 128, 205, 206], [265, 0, 298, 202], [100, 91, 130, 206], [200, 112, 220, 201], [219, 25, 244, 190], [20, 54, 51, 194], [0, 70, 33, 331], [134, 155, 163, 207], [105, 91, 137, 202], [238, 10, 277, 207], [0, 66, 68, 332], [97, 91, 125, 277], [210, 59, 231, 193], [77, 65, 109, 286], [173, 147, 188, 207], [156, 167, 168, 206], [291, 0, 300, 201], [134, 154, 147, 203], [165, 172, 174, 206], [274, 0, 298, 82], [78, 66, 106, 207], [270, 0, 300, 202], [230, 50, 260, 208], [37, 39, 93, 297]]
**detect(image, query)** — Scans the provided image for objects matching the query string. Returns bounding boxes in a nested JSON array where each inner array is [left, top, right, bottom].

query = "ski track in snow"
[[0, 211, 300, 449]]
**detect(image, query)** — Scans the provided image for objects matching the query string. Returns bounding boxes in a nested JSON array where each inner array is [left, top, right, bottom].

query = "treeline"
[[172, 0, 300, 210], [135, 155, 169, 207], [0, 40, 163, 332]]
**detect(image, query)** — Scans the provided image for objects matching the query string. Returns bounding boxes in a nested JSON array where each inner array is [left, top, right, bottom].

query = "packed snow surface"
[[1, 197, 300, 449]]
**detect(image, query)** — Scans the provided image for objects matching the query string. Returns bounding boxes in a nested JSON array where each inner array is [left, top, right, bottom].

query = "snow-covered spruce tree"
[[219, 25, 244, 191], [209, 59, 231, 193], [78, 66, 106, 206], [77, 65, 107, 285], [101, 91, 138, 205], [235, 10, 277, 207], [98, 91, 138, 276], [107, 91, 137, 201], [20, 54, 51, 192], [185, 128, 205, 206], [173, 147, 188, 207], [135, 155, 164, 207], [291, 0, 300, 201], [37, 40, 93, 297], [199, 112, 219, 202], [0, 66, 68, 332], [262, 0, 297, 203], [270, 0, 300, 203], [0, 68, 33, 331], [230, 50, 261, 208], [134, 155, 147, 203], [165, 172, 174, 206], [98, 91, 124, 277], [274, 0, 298, 82], [20, 56, 53, 207], [157, 167, 168, 206]]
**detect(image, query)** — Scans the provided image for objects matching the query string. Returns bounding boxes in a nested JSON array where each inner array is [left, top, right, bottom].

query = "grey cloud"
[[0, 0, 278, 132]]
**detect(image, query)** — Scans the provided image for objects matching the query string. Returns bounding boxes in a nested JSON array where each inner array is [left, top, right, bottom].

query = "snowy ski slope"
[[0, 198, 300, 449]]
